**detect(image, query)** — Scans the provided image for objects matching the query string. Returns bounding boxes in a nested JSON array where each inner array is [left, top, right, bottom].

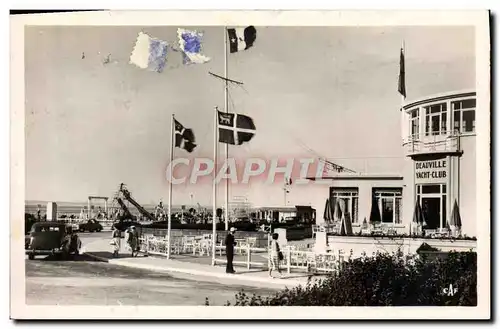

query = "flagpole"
[[212, 106, 218, 266], [401, 40, 413, 237], [167, 114, 174, 259], [224, 26, 230, 231]]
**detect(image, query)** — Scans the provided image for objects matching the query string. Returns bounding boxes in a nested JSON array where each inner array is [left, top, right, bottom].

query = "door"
[[421, 197, 441, 229]]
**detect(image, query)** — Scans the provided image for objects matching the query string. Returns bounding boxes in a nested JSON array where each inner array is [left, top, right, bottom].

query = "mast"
[[224, 26, 230, 231], [167, 113, 174, 259], [212, 106, 218, 266]]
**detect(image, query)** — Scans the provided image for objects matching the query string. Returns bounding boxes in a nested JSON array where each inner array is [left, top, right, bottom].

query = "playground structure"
[[111, 183, 157, 222], [87, 196, 109, 219]]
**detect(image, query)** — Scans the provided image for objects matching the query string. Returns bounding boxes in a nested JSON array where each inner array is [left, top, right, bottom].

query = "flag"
[[174, 119, 197, 153], [217, 111, 256, 145], [398, 47, 406, 98], [227, 26, 257, 53], [129, 32, 169, 73], [177, 28, 211, 65]]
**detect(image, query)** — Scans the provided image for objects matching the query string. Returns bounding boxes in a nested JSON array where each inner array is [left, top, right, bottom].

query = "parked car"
[[25, 222, 81, 260], [78, 219, 103, 232]]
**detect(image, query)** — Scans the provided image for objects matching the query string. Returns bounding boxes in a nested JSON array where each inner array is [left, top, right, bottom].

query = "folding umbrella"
[[369, 192, 381, 224], [450, 199, 462, 228], [323, 198, 333, 224], [413, 200, 427, 226], [334, 199, 343, 223]]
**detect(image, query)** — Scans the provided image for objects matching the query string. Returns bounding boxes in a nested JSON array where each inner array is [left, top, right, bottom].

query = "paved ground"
[[82, 238, 324, 289], [25, 233, 277, 306]]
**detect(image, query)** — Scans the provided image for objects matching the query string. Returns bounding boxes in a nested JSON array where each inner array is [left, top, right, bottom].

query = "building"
[[251, 206, 316, 224], [401, 90, 476, 237], [311, 90, 477, 237]]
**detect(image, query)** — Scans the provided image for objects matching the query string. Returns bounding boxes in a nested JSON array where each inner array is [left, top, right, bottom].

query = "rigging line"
[[208, 72, 244, 85], [227, 89, 237, 113]]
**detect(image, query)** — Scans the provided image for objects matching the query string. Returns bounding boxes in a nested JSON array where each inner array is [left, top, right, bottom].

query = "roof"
[[402, 89, 476, 111], [307, 173, 403, 181], [32, 221, 67, 226], [255, 206, 297, 212]]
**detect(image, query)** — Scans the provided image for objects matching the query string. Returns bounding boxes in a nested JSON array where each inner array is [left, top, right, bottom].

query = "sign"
[[415, 159, 447, 183]]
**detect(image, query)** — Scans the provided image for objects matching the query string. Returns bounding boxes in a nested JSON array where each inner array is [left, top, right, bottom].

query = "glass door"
[[421, 197, 441, 229]]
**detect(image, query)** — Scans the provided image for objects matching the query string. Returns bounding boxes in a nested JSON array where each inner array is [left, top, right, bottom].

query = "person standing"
[[225, 227, 237, 274], [111, 225, 122, 258], [269, 232, 283, 278], [126, 226, 139, 257]]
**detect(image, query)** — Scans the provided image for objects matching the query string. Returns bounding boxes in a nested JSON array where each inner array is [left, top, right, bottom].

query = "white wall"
[[459, 135, 477, 237], [310, 177, 405, 230]]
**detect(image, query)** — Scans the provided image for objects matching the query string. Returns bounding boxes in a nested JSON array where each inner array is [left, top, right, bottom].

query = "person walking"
[[110, 225, 122, 258], [269, 232, 283, 278], [126, 226, 139, 257], [225, 227, 237, 274]]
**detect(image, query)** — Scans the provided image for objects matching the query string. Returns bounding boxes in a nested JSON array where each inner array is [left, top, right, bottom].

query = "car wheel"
[[28, 253, 34, 260]]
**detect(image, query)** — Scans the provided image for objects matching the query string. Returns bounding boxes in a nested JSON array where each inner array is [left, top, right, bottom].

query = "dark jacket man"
[[224, 227, 237, 273]]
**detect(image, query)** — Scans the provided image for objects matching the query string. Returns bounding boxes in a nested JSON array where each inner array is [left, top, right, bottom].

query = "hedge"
[[207, 251, 476, 306]]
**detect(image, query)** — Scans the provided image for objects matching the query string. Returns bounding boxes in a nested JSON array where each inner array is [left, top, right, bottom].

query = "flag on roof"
[[217, 111, 256, 145], [398, 47, 406, 98], [174, 119, 197, 153], [129, 32, 169, 73], [177, 28, 211, 65], [227, 26, 257, 53]]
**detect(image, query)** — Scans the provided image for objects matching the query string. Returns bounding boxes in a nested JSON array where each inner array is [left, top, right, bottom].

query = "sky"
[[24, 25, 475, 207]]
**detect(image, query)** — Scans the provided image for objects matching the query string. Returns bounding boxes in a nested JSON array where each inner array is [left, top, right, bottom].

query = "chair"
[[305, 252, 317, 273], [182, 236, 196, 254]]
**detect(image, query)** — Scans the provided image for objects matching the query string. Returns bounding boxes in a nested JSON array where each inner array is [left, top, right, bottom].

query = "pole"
[[224, 26, 230, 231], [212, 106, 219, 266], [167, 114, 174, 259], [401, 40, 413, 236], [283, 186, 287, 207]]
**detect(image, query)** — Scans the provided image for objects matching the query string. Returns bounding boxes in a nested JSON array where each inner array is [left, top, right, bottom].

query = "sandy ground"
[[25, 232, 276, 306]]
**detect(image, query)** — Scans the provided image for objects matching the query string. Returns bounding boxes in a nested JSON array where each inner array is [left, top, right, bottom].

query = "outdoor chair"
[[316, 253, 337, 273], [305, 252, 317, 273], [182, 236, 196, 254], [247, 237, 257, 249]]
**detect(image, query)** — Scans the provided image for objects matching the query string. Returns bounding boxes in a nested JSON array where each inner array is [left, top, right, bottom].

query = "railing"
[[313, 224, 339, 236], [403, 132, 460, 154], [138, 234, 357, 274], [281, 246, 347, 273]]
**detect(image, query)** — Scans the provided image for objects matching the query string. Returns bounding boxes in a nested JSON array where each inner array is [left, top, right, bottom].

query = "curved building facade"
[[401, 90, 476, 237]]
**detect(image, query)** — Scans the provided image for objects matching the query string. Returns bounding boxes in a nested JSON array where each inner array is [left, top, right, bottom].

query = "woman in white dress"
[[269, 233, 283, 278], [110, 225, 121, 257]]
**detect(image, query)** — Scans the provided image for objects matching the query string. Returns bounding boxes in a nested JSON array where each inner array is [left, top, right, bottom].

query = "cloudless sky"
[[25, 25, 475, 207]]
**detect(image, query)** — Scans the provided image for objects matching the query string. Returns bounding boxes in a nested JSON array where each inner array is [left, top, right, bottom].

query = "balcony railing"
[[403, 131, 461, 155]]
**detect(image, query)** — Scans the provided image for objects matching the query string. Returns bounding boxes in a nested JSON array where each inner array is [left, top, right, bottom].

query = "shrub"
[[210, 251, 476, 306]]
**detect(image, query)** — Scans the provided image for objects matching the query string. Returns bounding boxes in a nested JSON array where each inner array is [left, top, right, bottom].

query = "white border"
[[9, 10, 491, 320]]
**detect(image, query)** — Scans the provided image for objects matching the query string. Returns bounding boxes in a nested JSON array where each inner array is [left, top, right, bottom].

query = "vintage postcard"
[[10, 10, 491, 319]]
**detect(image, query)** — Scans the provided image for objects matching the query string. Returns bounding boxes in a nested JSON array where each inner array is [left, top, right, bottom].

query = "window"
[[425, 103, 447, 136], [374, 188, 403, 224], [452, 98, 476, 133], [330, 188, 359, 223], [408, 108, 420, 139], [417, 184, 447, 230]]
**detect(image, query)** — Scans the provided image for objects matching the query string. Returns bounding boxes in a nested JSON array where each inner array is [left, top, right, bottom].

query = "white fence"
[[138, 234, 351, 274]]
